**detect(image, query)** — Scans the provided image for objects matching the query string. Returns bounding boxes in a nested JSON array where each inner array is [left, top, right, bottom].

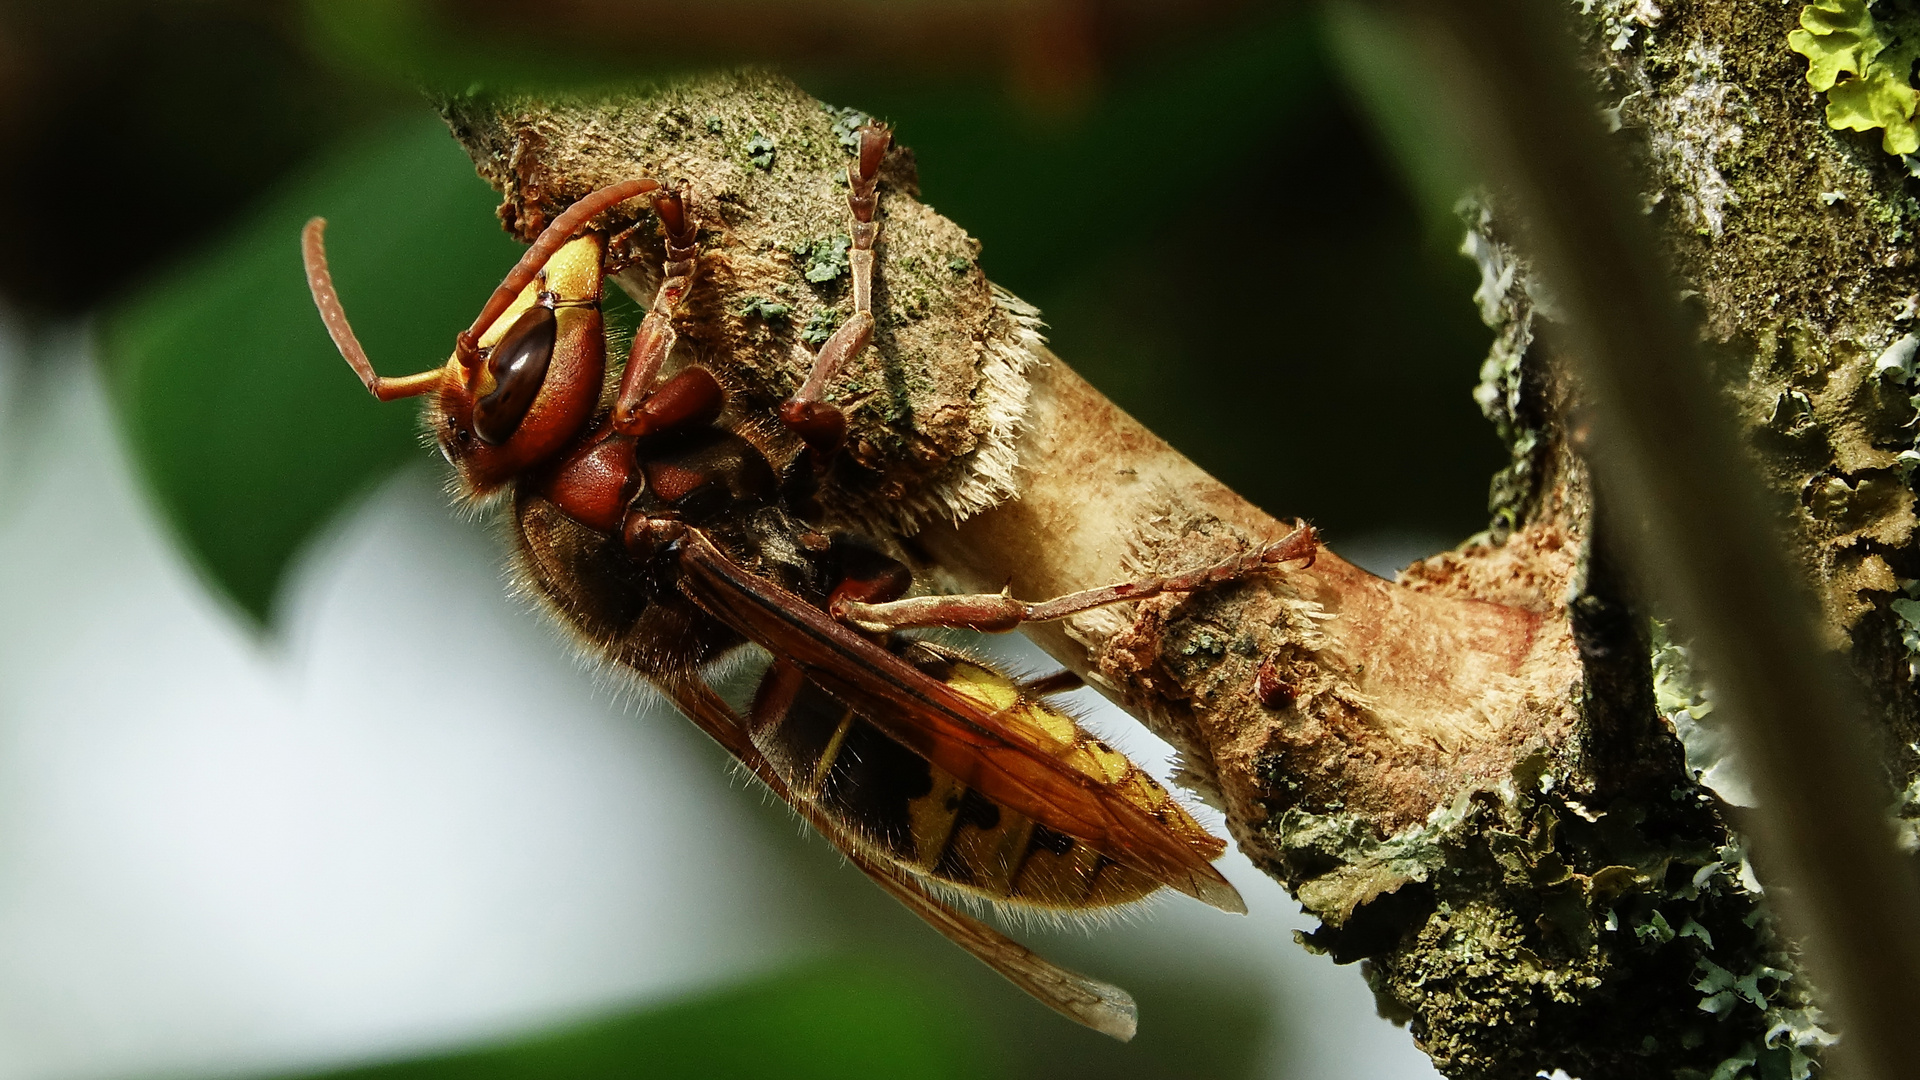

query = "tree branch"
[[1370, 3, 1920, 1078], [439, 48, 1914, 1074]]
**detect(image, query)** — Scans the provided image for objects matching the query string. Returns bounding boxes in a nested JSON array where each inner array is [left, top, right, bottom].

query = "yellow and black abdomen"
[[753, 648, 1216, 912]]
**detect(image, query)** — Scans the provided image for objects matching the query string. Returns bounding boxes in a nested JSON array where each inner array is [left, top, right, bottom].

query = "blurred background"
[[0, 1, 1497, 1077]]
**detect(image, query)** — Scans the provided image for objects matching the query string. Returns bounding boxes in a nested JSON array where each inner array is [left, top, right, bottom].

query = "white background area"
[[0, 330, 1441, 1080]]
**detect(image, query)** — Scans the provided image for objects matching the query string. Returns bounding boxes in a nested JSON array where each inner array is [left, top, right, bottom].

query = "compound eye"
[[473, 305, 557, 445]]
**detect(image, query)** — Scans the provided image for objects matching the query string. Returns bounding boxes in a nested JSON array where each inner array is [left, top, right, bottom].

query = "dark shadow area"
[[1032, 92, 1501, 542]]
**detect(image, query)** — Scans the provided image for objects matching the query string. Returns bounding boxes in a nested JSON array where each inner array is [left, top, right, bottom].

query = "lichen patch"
[[1641, 41, 1747, 237], [439, 71, 1038, 534]]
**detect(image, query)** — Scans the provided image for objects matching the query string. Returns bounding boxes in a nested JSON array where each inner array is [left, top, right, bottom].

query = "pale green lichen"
[[1891, 581, 1920, 679], [800, 306, 842, 347], [1893, 752, 1920, 852], [1651, 619, 1759, 809], [1653, 608, 1904, 1078], [1694, 956, 1793, 1017], [1648, 621, 1839, 1080], [1669, 852, 1835, 1080], [745, 130, 777, 170], [737, 295, 790, 321], [1762, 1006, 1841, 1080], [1641, 41, 1746, 237], [1872, 331, 1920, 496], [824, 103, 871, 153], [1575, 0, 1665, 52], [1689, 971, 1835, 1080], [1280, 783, 1481, 921], [1788, 0, 1920, 156], [1459, 196, 1541, 539], [799, 234, 851, 284], [1291, 744, 1820, 1077]]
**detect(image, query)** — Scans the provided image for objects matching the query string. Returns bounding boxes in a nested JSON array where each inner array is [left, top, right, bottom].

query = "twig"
[[1375, 1, 1920, 1075]]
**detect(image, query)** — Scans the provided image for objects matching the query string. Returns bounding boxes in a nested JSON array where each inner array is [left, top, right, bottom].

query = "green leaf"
[[1322, 1, 1484, 236], [103, 111, 523, 623], [280, 960, 992, 1080]]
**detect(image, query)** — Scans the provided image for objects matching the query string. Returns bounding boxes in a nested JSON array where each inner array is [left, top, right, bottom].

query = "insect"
[[301, 120, 1318, 1040]]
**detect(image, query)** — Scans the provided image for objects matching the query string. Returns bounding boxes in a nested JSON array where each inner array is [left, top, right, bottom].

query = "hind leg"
[[831, 526, 1321, 634]]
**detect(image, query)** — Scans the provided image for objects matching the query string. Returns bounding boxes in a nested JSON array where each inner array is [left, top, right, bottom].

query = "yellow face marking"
[[473, 234, 605, 351], [458, 234, 605, 399]]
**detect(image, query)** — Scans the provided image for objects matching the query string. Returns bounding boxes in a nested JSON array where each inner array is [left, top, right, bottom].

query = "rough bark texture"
[[437, 26, 1920, 1075], [921, 348, 1786, 1080], [441, 74, 1041, 534], [1588, 0, 1920, 682]]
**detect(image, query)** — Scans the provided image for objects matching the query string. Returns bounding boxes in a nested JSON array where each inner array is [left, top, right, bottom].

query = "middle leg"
[[780, 121, 893, 457]]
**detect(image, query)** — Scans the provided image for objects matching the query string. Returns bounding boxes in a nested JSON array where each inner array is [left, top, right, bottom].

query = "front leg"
[[832, 526, 1320, 634], [612, 183, 703, 433]]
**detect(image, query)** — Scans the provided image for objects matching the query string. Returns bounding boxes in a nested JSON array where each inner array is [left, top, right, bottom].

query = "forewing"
[[674, 531, 1245, 914], [939, 654, 1226, 862], [660, 674, 1138, 1041]]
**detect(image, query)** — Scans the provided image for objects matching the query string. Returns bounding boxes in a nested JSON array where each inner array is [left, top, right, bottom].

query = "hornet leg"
[[779, 121, 892, 458], [831, 526, 1320, 634], [613, 183, 706, 434]]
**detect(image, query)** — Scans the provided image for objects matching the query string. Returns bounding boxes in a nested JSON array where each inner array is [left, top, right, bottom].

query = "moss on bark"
[[434, 30, 1920, 1073]]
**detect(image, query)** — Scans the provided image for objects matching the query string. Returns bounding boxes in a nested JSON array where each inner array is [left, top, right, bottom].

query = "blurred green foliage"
[[97, 2, 1497, 622], [254, 948, 1271, 1080], [800, 14, 1328, 301], [104, 116, 520, 622], [0, 2, 389, 315], [305, 0, 667, 94], [815, 13, 1498, 544], [284, 960, 992, 1080], [1321, 1, 1482, 238], [983, 966, 1274, 1080], [55, 2, 1494, 1072]]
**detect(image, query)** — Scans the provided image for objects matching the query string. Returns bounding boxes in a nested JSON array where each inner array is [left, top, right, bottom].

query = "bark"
[[436, 21, 1920, 1073]]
